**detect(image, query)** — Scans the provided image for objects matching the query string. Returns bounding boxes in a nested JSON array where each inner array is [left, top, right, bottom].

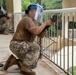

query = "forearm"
[[37, 20, 53, 34], [38, 20, 53, 34], [38, 30, 46, 38], [38, 20, 53, 38], [28, 20, 53, 35], [36, 23, 46, 34], [28, 23, 46, 35]]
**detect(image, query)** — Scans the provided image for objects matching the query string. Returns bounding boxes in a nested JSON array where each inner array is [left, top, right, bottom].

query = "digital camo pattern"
[[0, 23, 8, 34], [10, 41, 40, 69]]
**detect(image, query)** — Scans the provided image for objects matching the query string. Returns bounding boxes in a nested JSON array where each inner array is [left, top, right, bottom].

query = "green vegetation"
[[43, 0, 62, 10], [21, 0, 31, 11], [69, 66, 76, 75], [0, 0, 62, 11], [0, 0, 6, 10], [21, 0, 62, 11], [69, 21, 76, 29]]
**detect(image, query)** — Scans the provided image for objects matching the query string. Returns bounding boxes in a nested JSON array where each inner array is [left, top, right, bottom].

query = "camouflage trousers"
[[0, 24, 8, 34], [10, 41, 40, 69]]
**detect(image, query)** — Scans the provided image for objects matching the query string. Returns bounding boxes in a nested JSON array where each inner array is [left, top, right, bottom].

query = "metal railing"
[[41, 7, 76, 75]]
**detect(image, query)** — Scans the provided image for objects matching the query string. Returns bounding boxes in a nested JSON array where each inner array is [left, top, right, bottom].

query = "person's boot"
[[20, 64, 36, 75], [4, 54, 19, 70]]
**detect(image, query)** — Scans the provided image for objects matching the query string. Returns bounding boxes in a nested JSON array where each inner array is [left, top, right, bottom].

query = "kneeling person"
[[4, 4, 57, 75]]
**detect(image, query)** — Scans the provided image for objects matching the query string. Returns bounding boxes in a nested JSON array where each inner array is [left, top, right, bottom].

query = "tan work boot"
[[4, 54, 19, 70], [20, 64, 36, 75]]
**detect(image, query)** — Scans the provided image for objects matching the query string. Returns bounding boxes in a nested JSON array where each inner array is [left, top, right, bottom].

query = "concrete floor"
[[0, 34, 53, 75]]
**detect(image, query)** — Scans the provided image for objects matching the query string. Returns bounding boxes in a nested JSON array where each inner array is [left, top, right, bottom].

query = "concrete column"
[[13, 0, 21, 13], [6, 0, 13, 13], [6, 0, 22, 32], [13, 0, 22, 32]]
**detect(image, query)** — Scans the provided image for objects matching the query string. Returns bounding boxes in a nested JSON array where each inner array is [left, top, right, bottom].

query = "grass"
[[69, 66, 76, 75]]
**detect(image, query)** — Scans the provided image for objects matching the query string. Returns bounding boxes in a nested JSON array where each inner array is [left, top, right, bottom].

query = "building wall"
[[63, 0, 76, 8]]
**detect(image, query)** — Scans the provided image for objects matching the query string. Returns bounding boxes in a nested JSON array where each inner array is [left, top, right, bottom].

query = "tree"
[[30, 0, 38, 3], [22, 0, 31, 12], [21, 0, 40, 12], [0, 0, 6, 10], [21, 0, 62, 11], [42, 0, 62, 10]]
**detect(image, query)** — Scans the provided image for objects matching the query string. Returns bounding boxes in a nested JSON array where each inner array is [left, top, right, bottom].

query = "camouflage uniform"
[[10, 41, 40, 69], [9, 16, 41, 69], [0, 17, 8, 34], [0, 23, 8, 34]]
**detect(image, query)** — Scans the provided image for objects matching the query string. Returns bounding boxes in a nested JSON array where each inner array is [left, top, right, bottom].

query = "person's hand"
[[43, 20, 53, 31], [45, 20, 53, 27]]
